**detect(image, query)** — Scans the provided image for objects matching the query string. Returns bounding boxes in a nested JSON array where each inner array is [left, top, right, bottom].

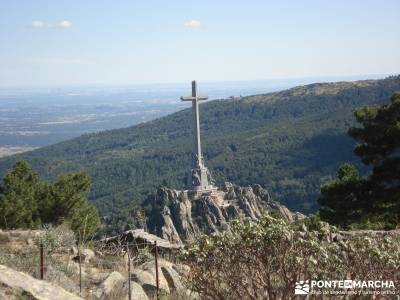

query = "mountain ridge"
[[1, 76, 400, 226]]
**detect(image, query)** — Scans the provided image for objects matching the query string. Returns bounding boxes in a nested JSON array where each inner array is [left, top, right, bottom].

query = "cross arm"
[[180, 96, 208, 101]]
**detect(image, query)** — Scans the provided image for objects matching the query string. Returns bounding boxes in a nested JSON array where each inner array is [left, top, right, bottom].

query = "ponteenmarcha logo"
[[295, 280, 310, 295], [294, 279, 396, 296]]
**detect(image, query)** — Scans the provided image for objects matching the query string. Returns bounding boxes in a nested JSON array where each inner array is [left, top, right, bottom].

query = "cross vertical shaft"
[[192, 81, 202, 168], [181, 80, 215, 192]]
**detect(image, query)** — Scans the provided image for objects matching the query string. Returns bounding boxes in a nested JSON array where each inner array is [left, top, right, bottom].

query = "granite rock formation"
[[0, 264, 82, 300], [147, 182, 305, 244]]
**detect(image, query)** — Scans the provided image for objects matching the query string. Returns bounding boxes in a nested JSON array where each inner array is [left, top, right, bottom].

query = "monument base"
[[188, 166, 216, 193], [184, 186, 219, 200], [190, 185, 218, 193]]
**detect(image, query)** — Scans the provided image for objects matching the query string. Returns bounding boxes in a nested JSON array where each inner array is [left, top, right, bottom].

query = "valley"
[[1, 76, 398, 224]]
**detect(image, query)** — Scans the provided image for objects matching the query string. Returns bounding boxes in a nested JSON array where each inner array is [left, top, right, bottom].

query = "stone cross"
[[181, 81, 215, 192]]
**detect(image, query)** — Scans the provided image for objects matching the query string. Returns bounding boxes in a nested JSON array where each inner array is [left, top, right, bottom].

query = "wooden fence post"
[[77, 245, 82, 296], [39, 243, 44, 280], [154, 241, 159, 299], [127, 242, 131, 300]]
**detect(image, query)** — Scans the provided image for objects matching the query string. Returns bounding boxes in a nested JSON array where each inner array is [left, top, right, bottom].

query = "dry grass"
[[90, 254, 126, 273]]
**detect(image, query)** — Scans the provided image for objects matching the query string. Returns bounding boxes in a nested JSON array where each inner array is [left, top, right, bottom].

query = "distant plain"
[[0, 75, 384, 158]]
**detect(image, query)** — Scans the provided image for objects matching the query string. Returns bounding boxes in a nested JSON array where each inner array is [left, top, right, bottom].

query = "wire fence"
[[0, 239, 182, 300]]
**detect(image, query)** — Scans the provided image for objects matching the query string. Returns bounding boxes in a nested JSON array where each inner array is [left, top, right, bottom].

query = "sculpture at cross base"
[[181, 81, 216, 192]]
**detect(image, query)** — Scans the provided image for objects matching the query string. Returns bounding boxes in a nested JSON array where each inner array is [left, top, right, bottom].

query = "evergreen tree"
[[0, 160, 42, 229], [50, 173, 91, 222], [69, 201, 100, 241], [0, 160, 100, 235], [319, 93, 400, 228], [46, 172, 100, 237], [349, 92, 400, 224], [319, 164, 366, 227]]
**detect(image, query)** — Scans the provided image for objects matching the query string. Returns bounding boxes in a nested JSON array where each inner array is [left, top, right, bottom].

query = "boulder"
[[0, 230, 11, 243], [130, 268, 170, 297], [0, 264, 82, 300], [161, 264, 184, 291], [140, 258, 185, 291], [100, 229, 181, 256], [81, 248, 95, 262], [85, 267, 109, 284], [93, 271, 125, 299], [72, 248, 95, 264], [130, 269, 156, 296], [122, 281, 149, 300], [127, 259, 187, 298], [44, 265, 79, 294]]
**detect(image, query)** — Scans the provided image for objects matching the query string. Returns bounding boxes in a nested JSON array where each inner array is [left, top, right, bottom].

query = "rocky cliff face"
[[146, 183, 305, 244]]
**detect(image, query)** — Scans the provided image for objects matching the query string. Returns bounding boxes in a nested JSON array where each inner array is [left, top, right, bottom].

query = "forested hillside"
[[1, 76, 399, 223]]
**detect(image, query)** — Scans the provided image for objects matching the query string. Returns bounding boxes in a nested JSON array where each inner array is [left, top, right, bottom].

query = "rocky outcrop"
[[0, 229, 189, 300], [93, 271, 125, 299], [100, 228, 181, 258], [89, 261, 188, 300], [130, 258, 187, 299], [0, 264, 82, 300], [131, 268, 170, 296], [72, 248, 96, 264], [147, 182, 305, 243], [122, 280, 149, 300]]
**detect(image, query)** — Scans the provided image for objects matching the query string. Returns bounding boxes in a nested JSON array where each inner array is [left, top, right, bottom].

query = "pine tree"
[[0, 160, 42, 229], [349, 92, 400, 225], [318, 164, 367, 227], [0, 160, 100, 235], [49, 172, 100, 237], [318, 93, 400, 228]]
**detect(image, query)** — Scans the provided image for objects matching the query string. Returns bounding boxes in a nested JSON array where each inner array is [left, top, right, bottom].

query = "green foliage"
[[1, 76, 400, 233], [0, 160, 42, 229], [69, 202, 100, 242], [0, 247, 40, 277], [319, 92, 400, 229], [50, 173, 100, 239], [34, 228, 62, 253], [0, 225, 78, 285], [0, 160, 100, 235], [181, 214, 400, 299], [100, 199, 140, 236], [350, 92, 400, 224], [319, 164, 366, 227], [33, 224, 76, 253]]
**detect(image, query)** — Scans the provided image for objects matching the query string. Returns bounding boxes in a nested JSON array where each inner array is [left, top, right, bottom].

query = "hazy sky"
[[0, 0, 399, 87]]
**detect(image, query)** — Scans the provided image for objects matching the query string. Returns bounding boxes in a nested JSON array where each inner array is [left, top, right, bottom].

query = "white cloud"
[[32, 20, 46, 28], [56, 20, 72, 28], [31, 20, 72, 29], [184, 20, 201, 29]]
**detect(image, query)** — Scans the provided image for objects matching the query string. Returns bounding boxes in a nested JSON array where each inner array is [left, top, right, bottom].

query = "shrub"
[[181, 214, 400, 299], [132, 248, 153, 267], [34, 223, 76, 253], [0, 248, 39, 276]]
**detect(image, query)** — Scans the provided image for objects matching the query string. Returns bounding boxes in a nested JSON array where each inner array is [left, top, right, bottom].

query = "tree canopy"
[[0, 160, 42, 229], [0, 160, 100, 236], [319, 93, 400, 229]]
